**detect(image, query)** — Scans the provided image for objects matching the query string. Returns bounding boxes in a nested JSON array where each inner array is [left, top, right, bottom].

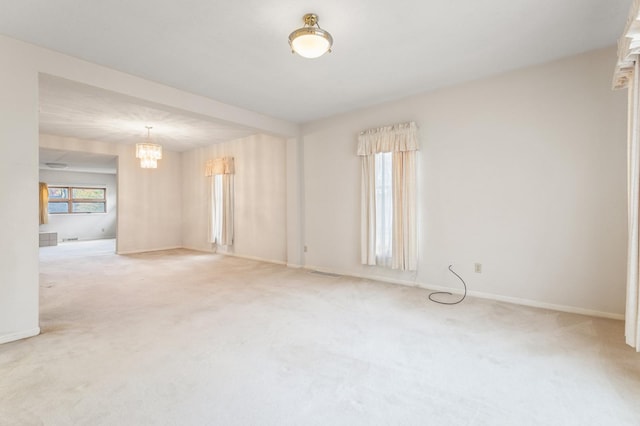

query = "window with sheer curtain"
[[375, 152, 393, 265], [205, 157, 235, 247], [212, 174, 224, 243], [358, 122, 418, 271], [614, 2, 640, 352]]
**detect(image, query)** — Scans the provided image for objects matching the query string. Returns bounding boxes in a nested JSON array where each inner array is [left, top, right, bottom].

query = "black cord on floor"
[[428, 265, 467, 305]]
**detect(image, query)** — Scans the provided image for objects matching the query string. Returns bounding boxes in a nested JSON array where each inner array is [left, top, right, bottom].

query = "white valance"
[[613, 0, 640, 89], [205, 157, 235, 176], [357, 121, 418, 156]]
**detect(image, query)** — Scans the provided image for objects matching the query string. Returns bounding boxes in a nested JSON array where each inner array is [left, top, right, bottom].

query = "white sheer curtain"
[[358, 121, 418, 271], [626, 61, 640, 351], [614, 1, 640, 351], [361, 153, 376, 265], [375, 152, 393, 266], [206, 157, 234, 247], [393, 150, 417, 270]]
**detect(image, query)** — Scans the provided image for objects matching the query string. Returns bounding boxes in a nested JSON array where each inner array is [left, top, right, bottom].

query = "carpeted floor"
[[1, 240, 639, 425]]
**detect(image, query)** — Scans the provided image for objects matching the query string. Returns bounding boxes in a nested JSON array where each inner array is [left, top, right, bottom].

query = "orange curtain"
[[39, 182, 49, 225]]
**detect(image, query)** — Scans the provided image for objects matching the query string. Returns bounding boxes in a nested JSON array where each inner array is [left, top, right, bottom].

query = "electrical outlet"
[[304, 245, 308, 253], [474, 263, 482, 273]]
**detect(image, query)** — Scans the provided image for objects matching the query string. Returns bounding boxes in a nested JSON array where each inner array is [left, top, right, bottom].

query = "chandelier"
[[136, 126, 162, 169], [288, 13, 333, 59]]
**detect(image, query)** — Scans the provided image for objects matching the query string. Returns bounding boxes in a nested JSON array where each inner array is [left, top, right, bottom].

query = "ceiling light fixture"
[[136, 126, 162, 169], [289, 13, 333, 59]]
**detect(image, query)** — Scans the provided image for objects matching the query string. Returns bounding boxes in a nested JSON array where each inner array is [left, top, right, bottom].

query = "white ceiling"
[[39, 74, 259, 152], [40, 148, 117, 175], [0, 0, 632, 125]]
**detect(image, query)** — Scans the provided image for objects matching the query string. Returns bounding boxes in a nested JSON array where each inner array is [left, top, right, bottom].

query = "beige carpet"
[[1, 240, 638, 425]]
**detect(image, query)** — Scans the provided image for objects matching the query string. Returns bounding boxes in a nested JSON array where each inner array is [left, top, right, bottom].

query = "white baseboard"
[[176, 246, 214, 254], [286, 263, 303, 268], [132, 245, 289, 267], [0, 327, 40, 345], [219, 251, 287, 266], [418, 282, 624, 320], [303, 265, 624, 321], [117, 246, 182, 255], [304, 264, 418, 287]]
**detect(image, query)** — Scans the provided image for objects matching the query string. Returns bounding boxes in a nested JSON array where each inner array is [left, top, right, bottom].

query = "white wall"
[[40, 134, 183, 254], [286, 136, 304, 267], [39, 169, 117, 241], [182, 134, 287, 264], [0, 40, 39, 344], [302, 47, 628, 317]]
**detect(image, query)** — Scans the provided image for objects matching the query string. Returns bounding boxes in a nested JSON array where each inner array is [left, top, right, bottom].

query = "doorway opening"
[[39, 148, 118, 257]]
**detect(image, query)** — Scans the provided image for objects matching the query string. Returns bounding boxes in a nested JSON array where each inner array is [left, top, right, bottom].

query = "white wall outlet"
[[474, 263, 482, 273], [304, 245, 308, 253]]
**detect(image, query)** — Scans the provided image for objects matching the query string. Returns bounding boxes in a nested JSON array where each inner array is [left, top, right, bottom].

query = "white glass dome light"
[[289, 14, 333, 59]]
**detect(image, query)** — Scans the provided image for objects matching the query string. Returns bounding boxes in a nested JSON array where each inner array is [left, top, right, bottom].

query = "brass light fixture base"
[[303, 13, 318, 27]]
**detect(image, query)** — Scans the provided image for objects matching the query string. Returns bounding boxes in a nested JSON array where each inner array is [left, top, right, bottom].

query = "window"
[[48, 186, 106, 214], [375, 152, 393, 265], [210, 173, 234, 246], [212, 174, 223, 241], [205, 156, 235, 247], [359, 121, 418, 271]]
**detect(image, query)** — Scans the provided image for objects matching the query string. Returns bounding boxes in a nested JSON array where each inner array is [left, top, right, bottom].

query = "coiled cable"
[[428, 264, 467, 305]]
